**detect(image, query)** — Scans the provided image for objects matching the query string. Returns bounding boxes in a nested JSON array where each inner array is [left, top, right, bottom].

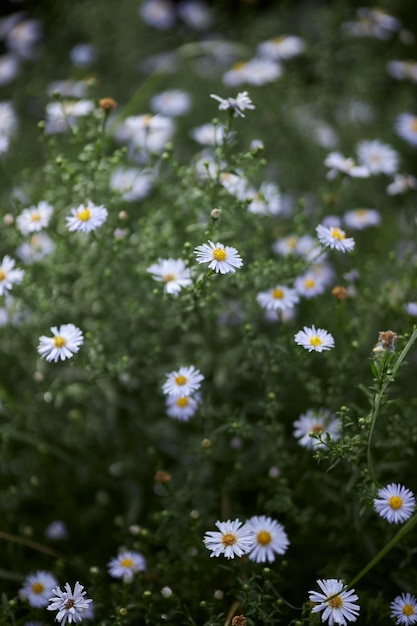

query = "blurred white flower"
[[257, 35, 305, 60], [0, 255, 24, 295], [357, 140, 399, 175], [19, 571, 58, 608], [293, 409, 341, 449], [108, 550, 147, 583], [139, 0, 176, 30], [16, 201, 54, 235], [147, 258, 192, 295], [151, 89, 191, 116], [110, 167, 154, 201], [395, 113, 417, 146]]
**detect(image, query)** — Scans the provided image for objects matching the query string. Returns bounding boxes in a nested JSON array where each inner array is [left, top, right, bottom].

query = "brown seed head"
[[154, 470, 171, 484], [232, 616, 247, 626], [99, 97, 117, 111], [332, 285, 348, 300]]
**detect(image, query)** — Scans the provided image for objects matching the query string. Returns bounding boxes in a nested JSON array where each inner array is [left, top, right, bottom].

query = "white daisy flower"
[[118, 114, 174, 156], [343, 208, 381, 230], [395, 113, 417, 146], [373, 483, 416, 524], [108, 550, 147, 583], [257, 35, 305, 60], [324, 152, 369, 180], [147, 258, 192, 295], [190, 123, 226, 146], [294, 272, 327, 298], [0, 54, 20, 87], [0, 255, 24, 295], [203, 519, 254, 559], [316, 224, 355, 253], [405, 302, 417, 316], [391, 593, 417, 625], [256, 285, 299, 311], [219, 171, 248, 200], [162, 365, 204, 397], [273, 235, 300, 256], [0, 101, 18, 138], [16, 201, 54, 235], [45, 100, 95, 134], [139, 0, 176, 30], [165, 393, 200, 421], [150, 89, 191, 116], [309, 579, 360, 626], [387, 174, 417, 195], [38, 323, 84, 362], [19, 571, 58, 608], [110, 167, 154, 201], [387, 60, 417, 83], [66, 201, 108, 233], [356, 140, 399, 175], [194, 240, 243, 274], [47, 581, 92, 626], [210, 91, 255, 118], [223, 57, 282, 87], [246, 515, 289, 563], [293, 409, 341, 449], [245, 182, 282, 216], [17, 232, 55, 264], [294, 325, 335, 352]]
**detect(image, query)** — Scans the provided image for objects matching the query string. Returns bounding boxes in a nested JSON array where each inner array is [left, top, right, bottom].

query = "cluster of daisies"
[[203, 515, 289, 563], [19, 550, 147, 623], [162, 364, 204, 421]]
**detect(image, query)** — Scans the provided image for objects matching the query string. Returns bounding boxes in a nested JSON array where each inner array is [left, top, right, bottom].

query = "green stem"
[[367, 327, 417, 486], [347, 510, 417, 590]]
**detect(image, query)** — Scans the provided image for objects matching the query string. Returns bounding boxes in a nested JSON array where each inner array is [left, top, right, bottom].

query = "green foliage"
[[1, 0, 417, 625]]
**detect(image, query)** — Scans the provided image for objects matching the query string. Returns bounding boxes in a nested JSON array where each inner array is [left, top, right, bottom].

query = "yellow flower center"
[[330, 228, 345, 241], [272, 36, 284, 43], [221, 532, 237, 546], [287, 237, 297, 249], [411, 119, 417, 133], [175, 375, 187, 386], [30, 212, 41, 222], [212, 248, 227, 262], [309, 335, 323, 347], [0, 270, 5, 281], [31, 582, 45, 594], [142, 114, 153, 128], [304, 279, 316, 289], [402, 605, 415, 617], [272, 288, 284, 299], [232, 61, 247, 70], [77, 208, 91, 222], [163, 273, 176, 282], [389, 495, 403, 510], [312, 423, 325, 434], [120, 557, 134, 568], [53, 336, 67, 348], [257, 530, 272, 546], [328, 596, 343, 609], [176, 397, 189, 408], [355, 209, 366, 217]]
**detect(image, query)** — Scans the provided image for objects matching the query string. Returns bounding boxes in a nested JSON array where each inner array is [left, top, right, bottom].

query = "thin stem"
[[367, 327, 417, 486], [347, 510, 417, 590], [0, 530, 65, 559]]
